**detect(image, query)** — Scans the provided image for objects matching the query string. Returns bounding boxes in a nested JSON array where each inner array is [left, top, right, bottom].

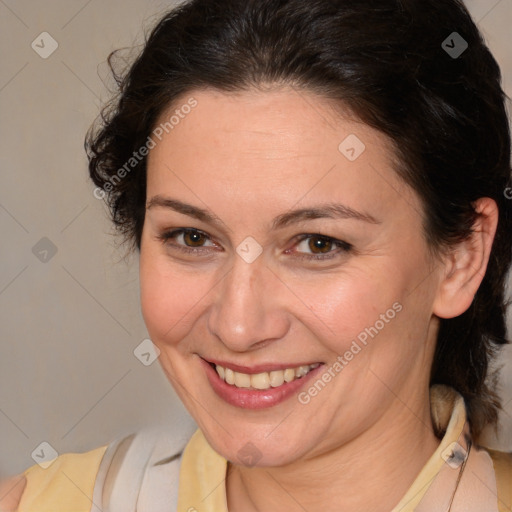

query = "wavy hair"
[[86, 0, 512, 438]]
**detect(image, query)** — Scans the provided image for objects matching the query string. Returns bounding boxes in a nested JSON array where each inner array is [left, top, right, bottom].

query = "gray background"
[[0, 0, 511, 477]]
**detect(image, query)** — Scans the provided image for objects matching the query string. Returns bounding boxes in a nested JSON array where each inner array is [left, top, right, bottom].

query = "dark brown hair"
[[86, 0, 512, 437]]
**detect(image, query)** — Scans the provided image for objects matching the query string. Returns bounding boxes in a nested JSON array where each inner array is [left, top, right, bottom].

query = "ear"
[[432, 197, 499, 319]]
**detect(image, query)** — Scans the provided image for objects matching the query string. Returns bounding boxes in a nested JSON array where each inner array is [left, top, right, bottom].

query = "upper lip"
[[202, 357, 323, 374]]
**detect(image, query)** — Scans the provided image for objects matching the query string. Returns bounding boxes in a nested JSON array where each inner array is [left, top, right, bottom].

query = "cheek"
[[139, 248, 213, 348], [285, 269, 400, 351], [287, 256, 432, 374]]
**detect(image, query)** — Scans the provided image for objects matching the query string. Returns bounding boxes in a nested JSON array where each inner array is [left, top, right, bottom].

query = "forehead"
[[146, 86, 415, 222], [150, 86, 385, 158]]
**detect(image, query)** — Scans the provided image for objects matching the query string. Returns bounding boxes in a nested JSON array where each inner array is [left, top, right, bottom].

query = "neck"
[[226, 388, 441, 512]]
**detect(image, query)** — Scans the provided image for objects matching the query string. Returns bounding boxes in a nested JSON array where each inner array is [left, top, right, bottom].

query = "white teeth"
[[234, 372, 251, 388], [295, 366, 309, 378], [225, 368, 235, 385], [284, 368, 295, 382], [251, 372, 270, 390], [214, 363, 320, 390], [269, 370, 284, 387]]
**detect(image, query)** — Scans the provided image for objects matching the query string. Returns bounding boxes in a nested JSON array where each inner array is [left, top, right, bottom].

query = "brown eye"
[[292, 234, 352, 261], [183, 230, 207, 247], [308, 236, 333, 254]]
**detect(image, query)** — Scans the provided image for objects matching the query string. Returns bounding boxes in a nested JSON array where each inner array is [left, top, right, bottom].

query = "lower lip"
[[200, 358, 325, 409]]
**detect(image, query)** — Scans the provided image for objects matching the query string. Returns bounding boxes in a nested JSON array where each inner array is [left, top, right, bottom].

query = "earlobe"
[[433, 197, 499, 319]]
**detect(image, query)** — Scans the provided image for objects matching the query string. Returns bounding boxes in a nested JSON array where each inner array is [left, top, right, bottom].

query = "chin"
[[201, 420, 312, 467]]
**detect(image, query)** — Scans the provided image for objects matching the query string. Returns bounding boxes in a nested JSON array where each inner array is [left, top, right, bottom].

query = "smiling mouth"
[[210, 362, 321, 390]]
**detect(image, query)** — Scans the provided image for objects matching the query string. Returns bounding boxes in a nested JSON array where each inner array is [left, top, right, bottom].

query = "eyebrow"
[[271, 204, 380, 229], [146, 195, 380, 229], [146, 196, 224, 227]]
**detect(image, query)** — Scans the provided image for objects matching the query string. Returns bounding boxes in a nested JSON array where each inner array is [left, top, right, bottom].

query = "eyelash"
[[156, 228, 353, 261], [291, 234, 352, 261], [155, 229, 218, 255]]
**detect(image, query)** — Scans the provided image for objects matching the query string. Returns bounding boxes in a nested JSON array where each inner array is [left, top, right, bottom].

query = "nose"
[[206, 254, 290, 352]]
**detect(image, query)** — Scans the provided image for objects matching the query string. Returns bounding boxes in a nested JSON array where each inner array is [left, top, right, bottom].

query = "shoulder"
[[13, 424, 196, 512], [485, 447, 512, 512], [0, 474, 26, 512], [93, 426, 191, 510], [17, 444, 107, 512]]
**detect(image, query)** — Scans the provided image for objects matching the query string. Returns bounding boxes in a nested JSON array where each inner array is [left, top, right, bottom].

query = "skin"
[[0, 475, 26, 512], [139, 86, 498, 512]]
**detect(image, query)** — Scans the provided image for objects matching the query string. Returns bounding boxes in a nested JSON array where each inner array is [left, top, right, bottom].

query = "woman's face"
[[140, 87, 443, 466]]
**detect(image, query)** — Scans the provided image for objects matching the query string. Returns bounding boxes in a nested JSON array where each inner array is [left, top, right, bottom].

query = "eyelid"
[[294, 233, 351, 249], [157, 228, 221, 252], [288, 233, 352, 260], [157, 228, 352, 261]]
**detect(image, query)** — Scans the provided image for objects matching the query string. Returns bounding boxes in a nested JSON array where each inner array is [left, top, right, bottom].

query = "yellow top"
[[13, 387, 512, 511], [176, 386, 507, 511], [17, 446, 107, 512]]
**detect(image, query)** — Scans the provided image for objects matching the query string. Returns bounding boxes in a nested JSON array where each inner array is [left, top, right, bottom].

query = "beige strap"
[[91, 427, 189, 512], [487, 449, 512, 512], [415, 421, 499, 512]]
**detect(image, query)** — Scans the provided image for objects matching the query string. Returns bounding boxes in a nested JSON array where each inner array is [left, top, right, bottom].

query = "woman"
[[4, 0, 512, 510]]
